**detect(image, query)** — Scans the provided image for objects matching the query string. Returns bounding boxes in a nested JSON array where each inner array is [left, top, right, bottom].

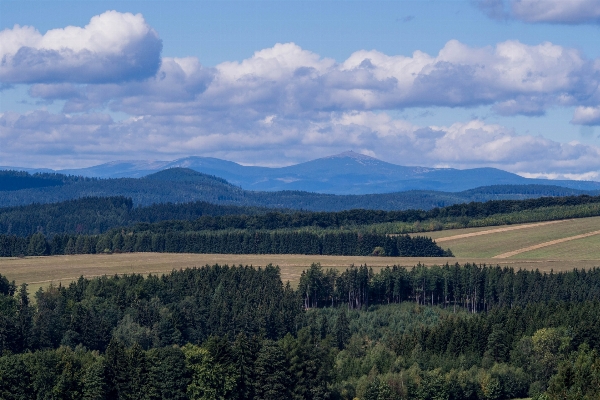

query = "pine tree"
[[16, 283, 33, 352], [82, 359, 106, 400], [335, 308, 351, 350], [254, 341, 290, 400]]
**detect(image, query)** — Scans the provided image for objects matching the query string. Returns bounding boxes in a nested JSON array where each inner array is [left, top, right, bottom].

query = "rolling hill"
[[5, 151, 600, 194], [0, 168, 597, 211]]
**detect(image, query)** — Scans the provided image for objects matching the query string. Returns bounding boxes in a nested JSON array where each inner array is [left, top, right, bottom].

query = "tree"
[[335, 308, 351, 350], [183, 342, 237, 400], [27, 233, 48, 256], [254, 340, 291, 400]]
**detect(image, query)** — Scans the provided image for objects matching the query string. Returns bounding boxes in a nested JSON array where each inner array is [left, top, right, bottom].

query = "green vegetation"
[[4, 192, 600, 239], [0, 230, 453, 258], [0, 196, 274, 237], [1, 263, 600, 398], [0, 170, 70, 191]]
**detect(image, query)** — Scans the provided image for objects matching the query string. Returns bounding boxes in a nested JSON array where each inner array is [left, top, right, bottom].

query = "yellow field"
[[0, 251, 598, 294], [0, 216, 598, 292]]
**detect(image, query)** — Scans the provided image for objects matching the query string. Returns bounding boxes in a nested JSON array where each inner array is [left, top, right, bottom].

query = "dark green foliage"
[[0, 231, 452, 257], [0, 230, 451, 257], [2, 263, 600, 398], [6, 191, 600, 238], [0, 170, 65, 191], [546, 344, 600, 399], [0, 196, 270, 237], [335, 309, 351, 350], [254, 340, 291, 400]]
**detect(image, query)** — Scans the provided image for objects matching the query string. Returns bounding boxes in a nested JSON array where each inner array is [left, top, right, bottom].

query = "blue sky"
[[2, 0, 600, 181]]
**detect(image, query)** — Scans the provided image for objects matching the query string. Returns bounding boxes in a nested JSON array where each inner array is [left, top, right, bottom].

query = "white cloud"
[[30, 40, 600, 119], [477, 0, 600, 24], [5, 15, 600, 176], [0, 11, 162, 84], [572, 106, 600, 125], [520, 171, 600, 181]]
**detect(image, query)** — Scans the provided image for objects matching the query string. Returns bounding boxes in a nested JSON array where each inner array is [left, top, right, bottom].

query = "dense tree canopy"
[[1, 263, 600, 398]]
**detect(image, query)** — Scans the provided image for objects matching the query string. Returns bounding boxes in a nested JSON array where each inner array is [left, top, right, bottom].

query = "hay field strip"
[[1, 252, 599, 294]]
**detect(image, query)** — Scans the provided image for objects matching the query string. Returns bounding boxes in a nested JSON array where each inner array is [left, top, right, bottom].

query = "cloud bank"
[[3, 109, 600, 180], [29, 40, 600, 120]]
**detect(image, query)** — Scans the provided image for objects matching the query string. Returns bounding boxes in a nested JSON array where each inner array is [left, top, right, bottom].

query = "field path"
[[435, 220, 570, 243], [493, 229, 600, 259]]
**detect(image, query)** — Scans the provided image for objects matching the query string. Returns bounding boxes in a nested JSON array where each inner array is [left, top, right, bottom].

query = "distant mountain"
[[5, 151, 599, 194], [0, 168, 596, 211]]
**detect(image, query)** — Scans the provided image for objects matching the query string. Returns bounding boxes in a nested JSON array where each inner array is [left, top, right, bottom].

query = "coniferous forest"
[[3, 192, 600, 398], [1, 263, 600, 399], [0, 230, 452, 258], [3, 193, 600, 237], [6, 192, 600, 259]]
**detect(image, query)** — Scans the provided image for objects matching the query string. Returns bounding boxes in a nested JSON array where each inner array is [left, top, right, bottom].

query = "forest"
[[3, 193, 600, 237], [0, 230, 453, 258], [0, 263, 599, 399]]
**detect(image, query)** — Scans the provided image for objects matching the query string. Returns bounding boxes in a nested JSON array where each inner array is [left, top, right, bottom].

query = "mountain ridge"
[[0, 168, 597, 211], [3, 151, 600, 194]]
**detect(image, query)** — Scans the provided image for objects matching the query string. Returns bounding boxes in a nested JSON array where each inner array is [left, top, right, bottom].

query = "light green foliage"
[[183, 343, 238, 400]]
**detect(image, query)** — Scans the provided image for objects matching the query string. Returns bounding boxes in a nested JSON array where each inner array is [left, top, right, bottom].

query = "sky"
[[2, 0, 600, 180]]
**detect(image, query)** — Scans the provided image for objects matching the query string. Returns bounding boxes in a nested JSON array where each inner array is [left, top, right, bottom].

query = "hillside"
[[0, 168, 596, 211], [7, 151, 600, 194]]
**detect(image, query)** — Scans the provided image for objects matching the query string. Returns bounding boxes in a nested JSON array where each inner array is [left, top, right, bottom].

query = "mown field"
[[422, 215, 600, 258], [1, 215, 599, 293]]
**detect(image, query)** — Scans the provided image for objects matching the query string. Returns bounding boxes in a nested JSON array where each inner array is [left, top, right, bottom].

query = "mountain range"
[[0, 167, 596, 211], [4, 151, 600, 194]]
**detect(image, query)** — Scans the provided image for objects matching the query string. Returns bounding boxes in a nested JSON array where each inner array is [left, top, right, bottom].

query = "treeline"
[[5, 192, 600, 238], [5, 263, 600, 356], [321, 301, 600, 399], [0, 231, 452, 257], [0, 170, 88, 191], [2, 264, 600, 398], [0, 333, 335, 400], [298, 263, 600, 311]]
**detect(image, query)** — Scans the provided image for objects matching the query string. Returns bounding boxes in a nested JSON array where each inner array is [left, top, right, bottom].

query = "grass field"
[[0, 216, 599, 293], [422, 216, 600, 259]]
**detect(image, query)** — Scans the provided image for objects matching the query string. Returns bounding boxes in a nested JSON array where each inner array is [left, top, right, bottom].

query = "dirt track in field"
[[434, 220, 570, 243], [494, 229, 600, 259]]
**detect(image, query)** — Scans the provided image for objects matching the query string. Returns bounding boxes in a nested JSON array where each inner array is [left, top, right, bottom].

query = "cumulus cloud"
[[0, 11, 162, 84], [30, 40, 600, 119], [476, 0, 600, 24]]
